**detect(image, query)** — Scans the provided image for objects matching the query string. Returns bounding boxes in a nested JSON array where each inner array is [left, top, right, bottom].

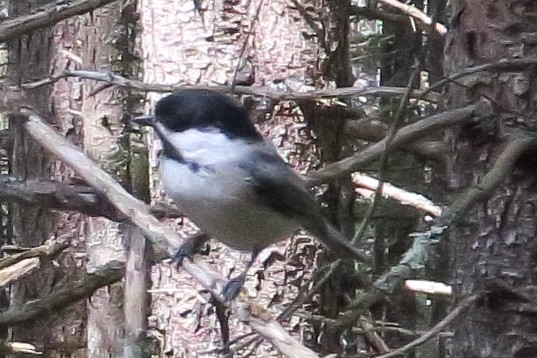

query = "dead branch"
[[0, 176, 124, 220], [235, 301, 319, 358], [0, 341, 41, 355], [0, 0, 118, 41], [374, 294, 479, 358], [0, 260, 124, 325], [349, 5, 408, 23], [421, 58, 537, 100], [345, 118, 447, 163], [0, 258, 39, 288], [308, 102, 486, 185], [20, 69, 441, 102], [123, 225, 151, 358], [377, 0, 447, 35], [359, 315, 390, 354], [441, 133, 536, 223], [0, 176, 183, 220], [20, 111, 314, 358], [0, 240, 68, 270], [353, 173, 442, 217]]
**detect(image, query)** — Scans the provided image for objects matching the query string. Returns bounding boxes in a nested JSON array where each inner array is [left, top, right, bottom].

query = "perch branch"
[[19, 111, 316, 358], [0, 0, 118, 41]]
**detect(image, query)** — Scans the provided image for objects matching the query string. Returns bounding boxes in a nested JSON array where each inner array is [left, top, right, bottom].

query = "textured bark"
[[444, 1, 537, 357], [76, 5, 126, 356], [6, 1, 87, 356]]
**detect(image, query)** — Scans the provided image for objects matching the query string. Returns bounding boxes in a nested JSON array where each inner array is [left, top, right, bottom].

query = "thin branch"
[[0, 258, 40, 288], [421, 58, 537, 101], [374, 294, 479, 358], [345, 118, 447, 163], [19, 69, 441, 102], [349, 5, 408, 23], [0, 176, 183, 220], [0, 241, 68, 270], [234, 302, 318, 358], [440, 133, 537, 224], [0, 0, 118, 41], [0, 260, 124, 325], [230, 0, 264, 93], [0, 177, 124, 220], [359, 315, 390, 354], [353, 173, 442, 217], [377, 0, 447, 35], [307, 102, 486, 185]]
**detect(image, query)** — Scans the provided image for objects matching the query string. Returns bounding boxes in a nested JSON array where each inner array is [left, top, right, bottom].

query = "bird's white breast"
[[160, 129, 299, 250]]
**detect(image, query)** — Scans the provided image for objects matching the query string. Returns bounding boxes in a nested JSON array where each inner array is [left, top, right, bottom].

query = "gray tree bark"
[[445, 1, 537, 356]]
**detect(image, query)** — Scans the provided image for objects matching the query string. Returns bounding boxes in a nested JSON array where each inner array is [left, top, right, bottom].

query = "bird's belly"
[[161, 159, 298, 250]]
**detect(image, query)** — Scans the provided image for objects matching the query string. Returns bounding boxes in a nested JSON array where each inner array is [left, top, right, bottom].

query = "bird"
[[134, 89, 368, 300]]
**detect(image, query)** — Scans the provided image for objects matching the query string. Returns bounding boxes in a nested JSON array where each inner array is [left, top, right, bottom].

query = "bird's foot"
[[221, 274, 246, 301], [171, 233, 209, 268]]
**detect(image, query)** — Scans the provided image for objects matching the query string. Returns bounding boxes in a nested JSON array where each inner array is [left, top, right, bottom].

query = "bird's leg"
[[172, 232, 210, 267], [221, 249, 259, 301]]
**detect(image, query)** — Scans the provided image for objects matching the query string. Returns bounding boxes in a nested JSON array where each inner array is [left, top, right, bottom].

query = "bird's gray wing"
[[239, 149, 368, 262]]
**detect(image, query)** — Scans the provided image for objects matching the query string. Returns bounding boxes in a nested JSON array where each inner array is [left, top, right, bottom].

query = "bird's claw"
[[221, 275, 246, 301], [171, 233, 209, 268]]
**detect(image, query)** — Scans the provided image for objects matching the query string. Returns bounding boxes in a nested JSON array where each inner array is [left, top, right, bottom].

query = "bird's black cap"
[[150, 89, 262, 141]]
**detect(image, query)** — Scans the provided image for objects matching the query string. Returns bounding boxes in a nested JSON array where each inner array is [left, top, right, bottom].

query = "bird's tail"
[[310, 220, 369, 263]]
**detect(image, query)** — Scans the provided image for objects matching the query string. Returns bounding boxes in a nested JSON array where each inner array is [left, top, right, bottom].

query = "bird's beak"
[[132, 115, 155, 127]]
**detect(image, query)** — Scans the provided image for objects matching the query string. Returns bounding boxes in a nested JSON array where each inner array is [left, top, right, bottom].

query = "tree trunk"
[[445, 1, 537, 356], [76, 4, 133, 356], [6, 0, 87, 356]]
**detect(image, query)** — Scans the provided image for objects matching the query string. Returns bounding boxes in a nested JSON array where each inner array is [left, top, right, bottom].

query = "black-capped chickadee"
[[134, 90, 368, 300]]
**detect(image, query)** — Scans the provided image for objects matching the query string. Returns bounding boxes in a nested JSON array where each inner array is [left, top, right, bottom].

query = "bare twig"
[[359, 315, 390, 354], [307, 102, 485, 185], [421, 58, 537, 101], [234, 301, 318, 358], [353, 173, 442, 217], [345, 118, 447, 163], [230, 0, 264, 93], [0, 176, 183, 221], [0, 258, 40, 288], [19, 69, 441, 102], [0, 241, 68, 270], [374, 294, 479, 358], [441, 133, 536, 223], [0, 260, 124, 325], [377, 0, 447, 35], [0, 0, 118, 41]]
